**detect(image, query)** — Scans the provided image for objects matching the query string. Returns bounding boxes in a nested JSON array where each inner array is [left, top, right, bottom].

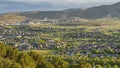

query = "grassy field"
[[22, 50, 54, 55]]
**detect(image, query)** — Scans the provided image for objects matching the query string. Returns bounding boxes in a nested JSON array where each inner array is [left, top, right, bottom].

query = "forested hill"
[[2, 2, 120, 19]]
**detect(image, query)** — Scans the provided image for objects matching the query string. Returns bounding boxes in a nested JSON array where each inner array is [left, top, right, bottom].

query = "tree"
[[95, 65, 102, 68], [5, 46, 19, 60], [0, 43, 6, 57], [0, 57, 11, 68], [16, 53, 36, 68], [10, 63, 22, 68], [113, 65, 119, 68], [80, 62, 92, 68], [51, 57, 69, 68], [70, 64, 79, 68], [107, 64, 112, 68], [39, 40, 46, 44], [28, 52, 54, 68], [0, 57, 4, 68], [36, 61, 54, 68], [28, 52, 44, 63]]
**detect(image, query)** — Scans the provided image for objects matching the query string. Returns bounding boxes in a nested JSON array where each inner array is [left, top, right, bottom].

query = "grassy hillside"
[[0, 14, 26, 24]]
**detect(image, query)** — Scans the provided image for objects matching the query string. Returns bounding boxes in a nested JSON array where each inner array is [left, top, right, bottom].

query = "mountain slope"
[[82, 2, 120, 19]]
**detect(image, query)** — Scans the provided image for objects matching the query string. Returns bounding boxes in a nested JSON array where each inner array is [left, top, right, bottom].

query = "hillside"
[[2, 2, 120, 19], [0, 14, 26, 24]]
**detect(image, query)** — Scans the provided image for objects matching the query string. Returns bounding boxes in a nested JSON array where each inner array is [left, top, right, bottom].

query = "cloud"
[[0, 3, 9, 8], [0, 0, 120, 14], [8, 0, 120, 9], [10, 0, 120, 4]]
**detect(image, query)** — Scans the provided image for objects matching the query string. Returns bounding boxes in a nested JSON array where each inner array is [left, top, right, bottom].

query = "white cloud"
[[10, 0, 120, 4], [0, 4, 8, 8], [0, 0, 120, 14]]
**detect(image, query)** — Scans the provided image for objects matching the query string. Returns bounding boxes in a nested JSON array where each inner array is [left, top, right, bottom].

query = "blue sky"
[[0, 0, 120, 14]]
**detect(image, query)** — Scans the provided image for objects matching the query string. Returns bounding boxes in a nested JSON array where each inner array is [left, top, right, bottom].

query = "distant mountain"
[[2, 2, 120, 19]]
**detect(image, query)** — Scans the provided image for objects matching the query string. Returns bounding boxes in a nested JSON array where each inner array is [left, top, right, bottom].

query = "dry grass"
[[23, 50, 54, 55]]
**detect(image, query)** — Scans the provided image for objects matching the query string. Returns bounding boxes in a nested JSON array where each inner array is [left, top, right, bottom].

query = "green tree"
[[28, 52, 54, 68], [17, 53, 36, 68], [6, 46, 19, 60], [95, 65, 102, 68], [80, 62, 92, 68], [10, 63, 22, 68], [52, 57, 69, 68], [0, 57, 4, 68], [113, 65, 119, 68], [107, 64, 112, 68], [39, 40, 46, 44], [0, 43, 6, 57], [0, 57, 11, 68], [70, 64, 79, 68], [36, 61, 54, 68]]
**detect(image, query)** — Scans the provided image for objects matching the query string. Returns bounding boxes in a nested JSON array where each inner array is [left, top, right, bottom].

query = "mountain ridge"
[[1, 2, 120, 19]]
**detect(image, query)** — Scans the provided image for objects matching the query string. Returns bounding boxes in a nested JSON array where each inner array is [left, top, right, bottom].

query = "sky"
[[0, 0, 120, 14]]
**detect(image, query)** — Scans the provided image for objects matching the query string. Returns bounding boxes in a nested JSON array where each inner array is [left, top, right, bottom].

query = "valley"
[[0, 1, 120, 68]]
